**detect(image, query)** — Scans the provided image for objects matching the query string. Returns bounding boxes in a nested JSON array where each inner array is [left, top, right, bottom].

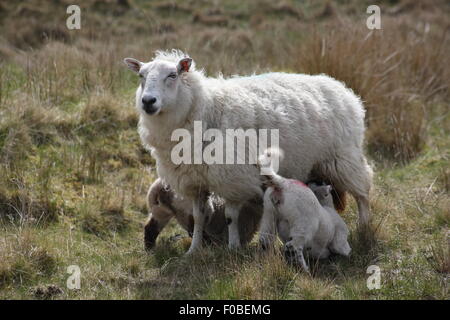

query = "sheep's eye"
[[139, 74, 144, 79], [167, 72, 177, 79]]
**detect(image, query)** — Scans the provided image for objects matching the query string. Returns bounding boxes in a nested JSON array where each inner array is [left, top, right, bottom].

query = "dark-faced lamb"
[[144, 178, 262, 250]]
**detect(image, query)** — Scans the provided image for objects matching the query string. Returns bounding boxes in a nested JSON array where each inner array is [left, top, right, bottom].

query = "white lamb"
[[124, 49, 372, 254], [258, 149, 351, 272]]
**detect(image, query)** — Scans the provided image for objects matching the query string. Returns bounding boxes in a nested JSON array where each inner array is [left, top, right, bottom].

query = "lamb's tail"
[[256, 147, 284, 188]]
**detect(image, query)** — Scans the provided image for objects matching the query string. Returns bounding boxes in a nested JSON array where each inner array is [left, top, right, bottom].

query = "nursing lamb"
[[258, 149, 351, 271], [144, 178, 262, 250]]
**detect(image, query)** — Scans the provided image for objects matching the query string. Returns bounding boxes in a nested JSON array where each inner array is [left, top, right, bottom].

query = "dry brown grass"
[[1, 1, 447, 162], [294, 19, 449, 162], [0, 230, 57, 287]]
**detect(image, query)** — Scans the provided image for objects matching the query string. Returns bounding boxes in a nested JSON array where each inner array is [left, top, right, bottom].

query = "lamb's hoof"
[[283, 243, 297, 264], [283, 243, 310, 273], [144, 242, 154, 253], [259, 237, 271, 251]]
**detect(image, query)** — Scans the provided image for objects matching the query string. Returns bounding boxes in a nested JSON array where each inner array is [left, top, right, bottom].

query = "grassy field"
[[0, 0, 449, 299]]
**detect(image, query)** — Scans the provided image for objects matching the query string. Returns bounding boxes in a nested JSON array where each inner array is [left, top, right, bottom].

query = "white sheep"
[[124, 49, 373, 254]]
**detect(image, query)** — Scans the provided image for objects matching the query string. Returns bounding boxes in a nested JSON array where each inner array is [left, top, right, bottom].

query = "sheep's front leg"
[[259, 200, 277, 250], [225, 203, 242, 249], [186, 193, 208, 255]]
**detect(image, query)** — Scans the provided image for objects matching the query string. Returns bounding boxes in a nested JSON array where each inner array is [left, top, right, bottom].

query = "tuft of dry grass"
[[79, 190, 129, 237], [0, 231, 57, 288], [294, 22, 449, 162], [426, 235, 450, 275]]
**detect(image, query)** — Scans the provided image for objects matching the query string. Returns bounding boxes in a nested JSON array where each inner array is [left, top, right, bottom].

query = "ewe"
[[124, 49, 372, 254]]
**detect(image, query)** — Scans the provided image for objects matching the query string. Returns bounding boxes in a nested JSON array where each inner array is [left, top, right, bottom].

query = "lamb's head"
[[147, 178, 175, 214], [123, 51, 195, 118], [309, 184, 334, 208]]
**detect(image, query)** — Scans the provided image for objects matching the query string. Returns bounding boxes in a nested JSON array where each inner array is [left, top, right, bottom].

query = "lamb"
[[308, 182, 351, 258], [144, 178, 262, 251], [124, 49, 372, 254], [258, 150, 351, 272]]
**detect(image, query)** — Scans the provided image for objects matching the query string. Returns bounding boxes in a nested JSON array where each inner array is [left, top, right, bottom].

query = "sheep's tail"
[[257, 147, 284, 188]]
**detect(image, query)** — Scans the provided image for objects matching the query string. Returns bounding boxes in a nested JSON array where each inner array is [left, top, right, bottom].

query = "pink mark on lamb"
[[270, 186, 284, 206], [289, 179, 308, 188]]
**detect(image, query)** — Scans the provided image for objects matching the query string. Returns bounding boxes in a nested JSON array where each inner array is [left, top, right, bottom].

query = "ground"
[[0, 0, 449, 299]]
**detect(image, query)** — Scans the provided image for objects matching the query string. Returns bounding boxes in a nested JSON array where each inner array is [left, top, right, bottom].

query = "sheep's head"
[[124, 52, 193, 117]]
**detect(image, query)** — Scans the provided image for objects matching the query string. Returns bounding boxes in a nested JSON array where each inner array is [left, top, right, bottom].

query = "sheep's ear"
[[177, 58, 192, 74], [124, 58, 142, 73]]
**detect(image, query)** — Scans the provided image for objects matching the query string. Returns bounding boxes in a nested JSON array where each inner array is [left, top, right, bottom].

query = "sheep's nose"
[[142, 96, 157, 107], [141, 96, 158, 114]]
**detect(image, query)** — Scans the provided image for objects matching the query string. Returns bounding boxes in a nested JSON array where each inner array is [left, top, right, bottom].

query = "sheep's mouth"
[[143, 106, 161, 115]]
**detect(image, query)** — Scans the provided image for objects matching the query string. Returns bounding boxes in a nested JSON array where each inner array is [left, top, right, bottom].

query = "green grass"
[[0, 0, 449, 299], [1, 127, 448, 299]]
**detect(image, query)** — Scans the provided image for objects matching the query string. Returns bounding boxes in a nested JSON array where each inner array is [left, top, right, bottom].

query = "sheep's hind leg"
[[186, 192, 208, 255], [319, 153, 373, 228], [225, 203, 243, 249]]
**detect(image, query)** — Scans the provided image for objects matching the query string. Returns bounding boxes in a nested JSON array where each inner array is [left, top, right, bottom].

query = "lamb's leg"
[[225, 203, 243, 249], [309, 243, 331, 259], [330, 225, 351, 257], [144, 209, 173, 251], [186, 192, 208, 255], [284, 239, 309, 273], [259, 201, 277, 250]]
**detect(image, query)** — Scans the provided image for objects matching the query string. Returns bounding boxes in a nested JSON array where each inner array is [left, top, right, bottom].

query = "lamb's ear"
[[124, 58, 142, 73], [315, 185, 331, 198], [177, 57, 192, 74]]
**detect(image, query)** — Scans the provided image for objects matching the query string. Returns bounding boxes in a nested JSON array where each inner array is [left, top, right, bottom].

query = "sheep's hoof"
[[227, 238, 242, 250], [186, 246, 201, 256], [228, 243, 241, 251]]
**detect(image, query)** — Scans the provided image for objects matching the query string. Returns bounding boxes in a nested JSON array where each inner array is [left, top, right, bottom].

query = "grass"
[[0, 0, 449, 299]]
